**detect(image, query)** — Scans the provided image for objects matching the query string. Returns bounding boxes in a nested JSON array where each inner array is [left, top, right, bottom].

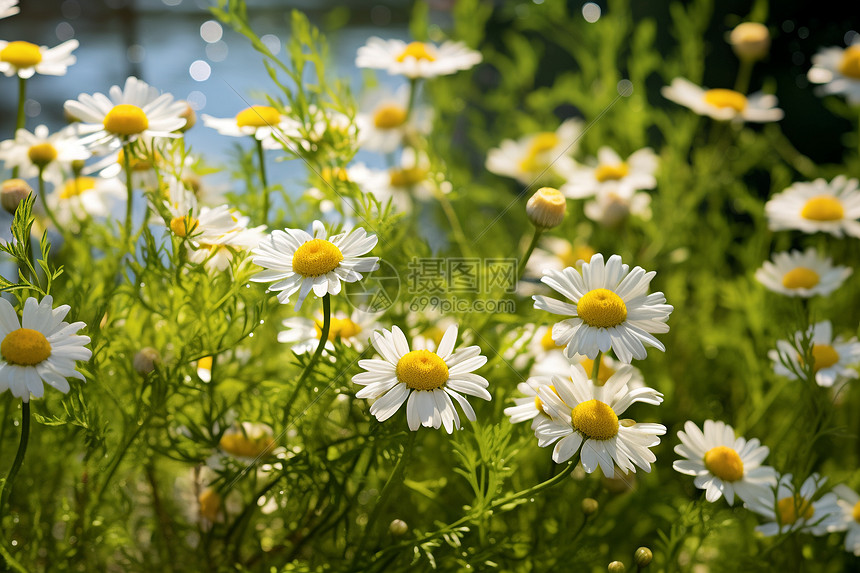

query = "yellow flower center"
[[321, 166, 351, 185], [0, 41, 43, 68], [776, 496, 814, 525], [559, 244, 595, 269], [838, 45, 860, 80], [103, 104, 149, 136], [810, 344, 840, 372], [396, 349, 449, 391], [852, 501, 860, 524], [198, 487, 221, 522], [781, 267, 820, 290], [292, 238, 344, 277], [235, 106, 281, 128], [373, 104, 408, 129], [1, 328, 52, 366], [594, 162, 630, 183], [703, 89, 748, 112], [396, 42, 436, 62], [170, 215, 199, 238], [27, 143, 58, 167], [800, 196, 844, 221], [317, 317, 362, 341], [580, 356, 615, 385], [421, 326, 445, 347], [117, 148, 156, 172], [571, 399, 619, 440], [703, 446, 744, 482], [539, 327, 563, 351], [59, 177, 98, 199], [533, 385, 559, 415], [389, 166, 427, 187], [577, 288, 628, 328], [219, 432, 275, 459], [518, 132, 559, 173]]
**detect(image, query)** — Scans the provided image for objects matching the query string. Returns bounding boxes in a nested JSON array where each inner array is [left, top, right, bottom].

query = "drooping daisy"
[[561, 147, 658, 199], [162, 185, 243, 246], [0, 296, 91, 402], [278, 309, 380, 354], [0, 0, 20, 19], [584, 186, 652, 228], [356, 37, 482, 78], [0, 39, 78, 78], [673, 420, 777, 506], [827, 485, 860, 555], [251, 220, 379, 310], [808, 41, 860, 104], [201, 105, 301, 150], [355, 85, 431, 153], [486, 119, 582, 185], [533, 363, 665, 477], [46, 176, 126, 231], [0, 125, 88, 184], [750, 474, 840, 536], [662, 78, 784, 123], [769, 320, 860, 388], [754, 248, 851, 298], [188, 222, 267, 274], [533, 253, 673, 363], [64, 76, 187, 149], [765, 176, 860, 238], [352, 324, 490, 433]]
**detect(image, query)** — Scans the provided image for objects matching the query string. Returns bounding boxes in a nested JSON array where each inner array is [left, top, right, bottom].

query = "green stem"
[[591, 351, 602, 383], [10, 77, 26, 178], [434, 187, 472, 257], [517, 227, 544, 281], [405, 78, 418, 122], [282, 294, 331, 427], [1, 402, 30, 516], [122, 140, 134, 248], [38, 167, 64, 239], [734, 59, 754, 94], [256, 138, 269, 225]]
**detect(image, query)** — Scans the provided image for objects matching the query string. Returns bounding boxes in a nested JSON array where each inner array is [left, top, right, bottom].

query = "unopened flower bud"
[[526, 186, 566, 229], [28, 143, 58, 168], [634, 547, 653, 568], [608, 561, 626, 573], [581, 497, 599, 515], [178, 101, 196, 132], [729, 22, 770, 62], [389, 519, 408, 536], [133, 347, 161, 374], [1, 178, 32, 214]]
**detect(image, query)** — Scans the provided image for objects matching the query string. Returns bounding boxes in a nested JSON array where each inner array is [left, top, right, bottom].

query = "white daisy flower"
[[661, 78, 784, 123], [278, 309, 381, 354], [0, 296, 92, 402], [808, 41, 860, 104], [83, 136, 164, 189], [187, 221, 267, 274], [486, 119, 582, 185], [251, 220, 379, 310], [201, 105, 301, 150], [356, 37, 481, 78], [673, 420, 777, 506], [46, 176, 126, 231], [163, 185, 243, 245], [533, 253, 674, 363], [356, 85, 432, 153], [533, 362, 665, 477], [352, 324, 490, 433], [504, 375, 556, 429], [769, 320, 860, 388], [827, 485, 860, 555], [561, 147, 658, 199], [0, 39, 78, 78], [583, 185, 652, 228], [0, 0, 20, 19], [765, 176, 860, 238], [0, 125, 88, 184], [64, 76, 187, 149], [750, 474, 840, 536], [754, 248, 851, 298]]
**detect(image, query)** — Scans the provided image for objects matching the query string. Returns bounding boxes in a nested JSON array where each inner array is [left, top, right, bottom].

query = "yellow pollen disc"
[[219, 433, 275, 459], [776, 496, 814, 525], [539, 327, 563, 351], [396, 41, 436, 62], [0, 41, 43, 68], [292, 239, 344, 277], [838, 45, 860, 79], [170, 216, 199, 238], [518, 132, 560, 174], [396, 349, 449, 391], [321, 167, 350, 185], [235, 106, 281, 128], [852, 501, 860, 524], [198, 488, 221, 522], [577, 288, 628, 328], [373, 104, 408, 129], [1, 328, 52, 366], [533, 385, 559, 415], [59, 177, 97, 199], [117, 148, 155, 172], [103, 104, 149, 136], [389, 166, 427, 187], [27, 143, 58, 167], [703, 446, 744, 482], [571, 399, 619, 440], [703, 89, 748, 112], [781, 267, 820, 290], [197, 356, 213, 371], [810, 344, 839, 372], [580, 356, 615, 385], [800, 196, 844, 221], [317, 317, 362, 341], [560, 245, 595, 269], [594, 162, 630, 183]]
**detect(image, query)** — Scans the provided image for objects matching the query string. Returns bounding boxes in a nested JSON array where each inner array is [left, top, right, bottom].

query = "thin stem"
[[38, 167, 64, 240], [10, 78, 26, 178], [0, 402, 31, 516], [282, 294, 331, 426], [405, 78, 418, 122], [517, 227, 544, 281], [122, 140, 134, 248], [256, 138, 269, 225], [591, 351, 602, 383], [434, 187, 472, 257], [734, 59, 754, 94]]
